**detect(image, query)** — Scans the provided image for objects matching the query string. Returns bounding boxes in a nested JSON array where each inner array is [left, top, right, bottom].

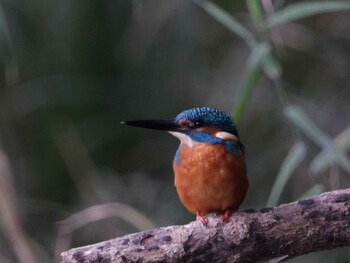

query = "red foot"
[[196, 212, 208, 226], [223, 209, 232, 222]]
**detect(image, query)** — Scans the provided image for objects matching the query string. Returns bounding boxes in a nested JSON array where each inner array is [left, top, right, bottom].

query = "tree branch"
[[60, 188, 350, 263]]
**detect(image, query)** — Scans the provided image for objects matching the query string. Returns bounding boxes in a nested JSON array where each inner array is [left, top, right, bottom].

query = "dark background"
[[0, 1, 349, 262]]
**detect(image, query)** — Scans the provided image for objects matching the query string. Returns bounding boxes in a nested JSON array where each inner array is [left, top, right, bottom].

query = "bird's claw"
[[196, 212, 208, 226], [223, 209, 232, 222]]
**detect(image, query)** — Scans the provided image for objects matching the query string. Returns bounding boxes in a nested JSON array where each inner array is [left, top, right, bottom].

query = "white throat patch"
[[169, 131, 198, 148]]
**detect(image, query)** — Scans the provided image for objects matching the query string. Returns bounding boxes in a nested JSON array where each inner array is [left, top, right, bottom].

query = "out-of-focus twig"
[[0, 141, 36, 263], [49, 119, 106, 204], [285, 106, 350, 174], [55, 202, 155, 260], [262, 0, 287, 57], [50, 119, 156, 261], [311, 126, 350, 174]]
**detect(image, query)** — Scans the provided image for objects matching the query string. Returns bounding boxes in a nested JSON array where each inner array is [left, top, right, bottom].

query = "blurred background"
[[0, 0, 349, 262]]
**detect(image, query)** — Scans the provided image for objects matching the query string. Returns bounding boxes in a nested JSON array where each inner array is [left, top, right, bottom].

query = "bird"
[[121, 107, 248, 224]]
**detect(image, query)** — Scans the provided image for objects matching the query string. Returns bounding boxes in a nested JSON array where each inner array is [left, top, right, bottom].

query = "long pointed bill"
[[121, 119, 186, 133]]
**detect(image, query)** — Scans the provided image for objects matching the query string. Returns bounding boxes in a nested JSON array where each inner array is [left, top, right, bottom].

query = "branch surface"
[[61, 188, 350, 263]]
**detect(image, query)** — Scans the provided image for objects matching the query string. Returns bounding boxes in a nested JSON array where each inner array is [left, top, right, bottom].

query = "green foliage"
[[233, 43, 267, 121], [285, 106, 350, 174], [246, 0, 263, 30], [267, 1, 350, 27], [193, 0, 257, 48], [311, 127, 350, 175], [267, 142, 307, 207]]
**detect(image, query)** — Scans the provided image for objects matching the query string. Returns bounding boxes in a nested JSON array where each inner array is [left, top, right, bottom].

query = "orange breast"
[[173, 143, 248, 216]]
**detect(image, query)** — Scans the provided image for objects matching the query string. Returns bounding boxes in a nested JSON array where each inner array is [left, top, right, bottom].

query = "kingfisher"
[[121, 107, 248, 224]]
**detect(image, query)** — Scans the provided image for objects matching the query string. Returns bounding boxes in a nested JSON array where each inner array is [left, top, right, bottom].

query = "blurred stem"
[[0, 18, 35, 261], [266, 142, 306, 207], [132, 0, 144, 16], [233, 68, 262, 121], [266, 1, 350, 28], [233, 43, 268, 121], [50, 119, 106, 205], [193, 0, 257, 48], [285, 106, 350, 174], [272, 78, 288, 107], [55, 203, 155, 261], [310, 126, 350, 174], [246, 0, 263, 31], [0, 141, 36, 263], [274, 0, 288, 11]]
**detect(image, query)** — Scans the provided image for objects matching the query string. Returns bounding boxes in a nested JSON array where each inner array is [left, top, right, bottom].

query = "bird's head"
[[122, 107, 243, 152]]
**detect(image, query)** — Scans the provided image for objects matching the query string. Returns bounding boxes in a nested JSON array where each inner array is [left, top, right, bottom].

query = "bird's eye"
[[189, 120, 203, 129]]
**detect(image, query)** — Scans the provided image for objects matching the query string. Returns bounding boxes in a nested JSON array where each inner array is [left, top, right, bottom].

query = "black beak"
[[121, 119, 186, 133]]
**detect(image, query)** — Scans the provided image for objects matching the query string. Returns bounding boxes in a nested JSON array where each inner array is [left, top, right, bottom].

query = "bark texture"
[[61, 188, 350, 263]]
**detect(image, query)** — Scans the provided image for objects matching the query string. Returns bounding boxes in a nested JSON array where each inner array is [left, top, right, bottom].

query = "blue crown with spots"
[[175, 107, 239, 136]]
